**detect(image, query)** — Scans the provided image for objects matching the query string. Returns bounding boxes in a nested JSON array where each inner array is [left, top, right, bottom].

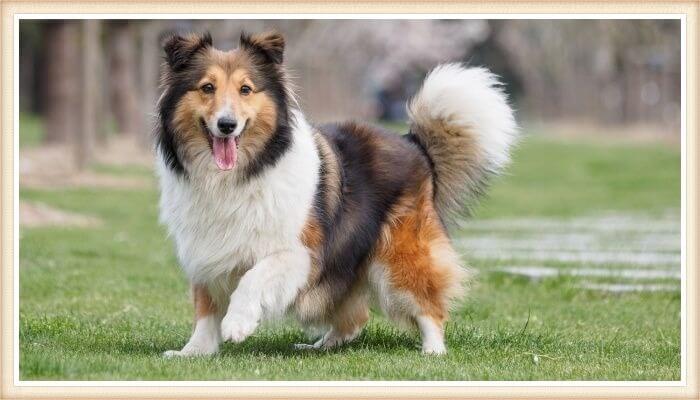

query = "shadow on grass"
[[22, 312, 560, 361], [218, 325, 420, 358], [22, 313, 423, 359]]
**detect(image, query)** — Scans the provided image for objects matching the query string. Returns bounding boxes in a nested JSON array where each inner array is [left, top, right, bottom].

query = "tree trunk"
[[138, 21, 161, 147], [107, 22, 141, 136], [43, 21, 81, 144], [19, 24, 35, 113], [75, 20, 101, 170]]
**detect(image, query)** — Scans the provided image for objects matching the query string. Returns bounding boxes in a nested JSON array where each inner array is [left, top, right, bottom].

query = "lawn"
[[18, 113, 45, 148], [18, 132, 681, 381]]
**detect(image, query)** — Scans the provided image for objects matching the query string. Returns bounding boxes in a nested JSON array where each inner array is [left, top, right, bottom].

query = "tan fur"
[[375, 182, 468, 324], [330, 282, 370, 336], [295, 216, 331, 324], [300, 215, 323, 250], [295, 280, 334, 326], [245, 31, 285, 57], [408, 111, 484, 223], [312, 131, 342, 214], [172, 51, 279, 172], [193, 284, 217, 320], [172, 93, 209, 162]]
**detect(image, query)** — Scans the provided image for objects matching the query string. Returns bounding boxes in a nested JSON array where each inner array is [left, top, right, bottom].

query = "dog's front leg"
[[164, 284, 222, 357], [221, 247, 310, 343]]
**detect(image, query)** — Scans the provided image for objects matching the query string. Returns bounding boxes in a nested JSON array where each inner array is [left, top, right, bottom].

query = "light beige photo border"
[[1, 1, 697, 399]]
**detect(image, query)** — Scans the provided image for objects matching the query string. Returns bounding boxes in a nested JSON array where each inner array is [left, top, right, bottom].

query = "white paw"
[[422, 342, 447, 355], [163, 349, 190, 358], [221, 311, 259, 343], [163, 342, 219, 358]]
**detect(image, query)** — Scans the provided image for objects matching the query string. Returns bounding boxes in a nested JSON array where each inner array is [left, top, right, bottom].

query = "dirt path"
[[20, 136, 154, 190], [20, 201, 102, 228]]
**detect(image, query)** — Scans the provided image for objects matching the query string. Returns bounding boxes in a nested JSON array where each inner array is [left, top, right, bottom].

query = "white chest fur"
[[157, 115, 320, 286]]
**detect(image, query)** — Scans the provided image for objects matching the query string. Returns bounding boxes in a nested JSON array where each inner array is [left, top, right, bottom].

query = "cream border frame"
[[1, 2, 697, 399]]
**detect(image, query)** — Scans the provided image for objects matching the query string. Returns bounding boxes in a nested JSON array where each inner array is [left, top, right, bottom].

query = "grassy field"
[[19, 132, 681, 381], [18, 113, 45, 148]]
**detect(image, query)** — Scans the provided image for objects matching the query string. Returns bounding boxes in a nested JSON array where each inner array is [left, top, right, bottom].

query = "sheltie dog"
[[156, 31, 517, 356]]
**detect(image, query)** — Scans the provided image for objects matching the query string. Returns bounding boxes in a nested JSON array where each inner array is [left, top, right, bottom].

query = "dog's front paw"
[[163, 349, 193, 358], [421, 342, 447, 355], [221, 311, 259, 343], [163, 342, 219, 358]]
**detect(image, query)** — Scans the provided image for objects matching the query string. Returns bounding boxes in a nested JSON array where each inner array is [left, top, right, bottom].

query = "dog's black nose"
[[217, 118, 237, 135]]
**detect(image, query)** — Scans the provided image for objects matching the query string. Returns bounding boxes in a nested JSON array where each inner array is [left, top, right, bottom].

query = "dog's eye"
[[240, 85, 252, 96], [200, 83, 215, 94]]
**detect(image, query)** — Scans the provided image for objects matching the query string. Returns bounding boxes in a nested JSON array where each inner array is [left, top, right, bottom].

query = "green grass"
[[19, 113, 120, 148], [473, 134, 680, 218], [92, 163, 155, 177], [19, 113, 45, 148], [18, 134, 681, 381]]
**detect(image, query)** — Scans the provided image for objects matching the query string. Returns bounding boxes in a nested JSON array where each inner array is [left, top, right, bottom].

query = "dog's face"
[[158, 32, 290, 175]]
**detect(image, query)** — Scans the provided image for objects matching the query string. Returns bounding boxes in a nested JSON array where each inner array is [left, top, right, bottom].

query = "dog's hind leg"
[[372, 191, 468, 355], [295, 285, 370, 350]]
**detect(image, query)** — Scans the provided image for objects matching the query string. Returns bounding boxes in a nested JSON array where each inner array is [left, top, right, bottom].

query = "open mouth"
[[200, 118, 240, 171]]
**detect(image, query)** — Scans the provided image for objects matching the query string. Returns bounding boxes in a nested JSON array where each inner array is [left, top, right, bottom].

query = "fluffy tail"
[[408, 63, 518, 223]]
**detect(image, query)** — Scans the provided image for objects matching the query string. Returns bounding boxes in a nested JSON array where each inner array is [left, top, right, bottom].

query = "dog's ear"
[[239, 31, 285, 64], [163, 32, 212, 71]]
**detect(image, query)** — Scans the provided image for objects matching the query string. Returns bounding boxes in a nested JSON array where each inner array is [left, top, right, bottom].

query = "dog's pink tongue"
[[212, 136, 237, 170]]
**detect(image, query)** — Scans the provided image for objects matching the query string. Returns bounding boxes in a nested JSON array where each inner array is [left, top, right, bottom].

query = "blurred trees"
[[494, 20, 681, 128], [77, 20, 100, 169], [43, 21, 81, 143], [20, 20, 161, 169], [18, 19, 681, 169], [138, 21, 162, 147], [285, 20, 489, 122], [108, 21, 141, 137]]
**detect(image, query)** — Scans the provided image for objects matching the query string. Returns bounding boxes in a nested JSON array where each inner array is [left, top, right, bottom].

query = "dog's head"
[[157, 31, 292, 177]]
